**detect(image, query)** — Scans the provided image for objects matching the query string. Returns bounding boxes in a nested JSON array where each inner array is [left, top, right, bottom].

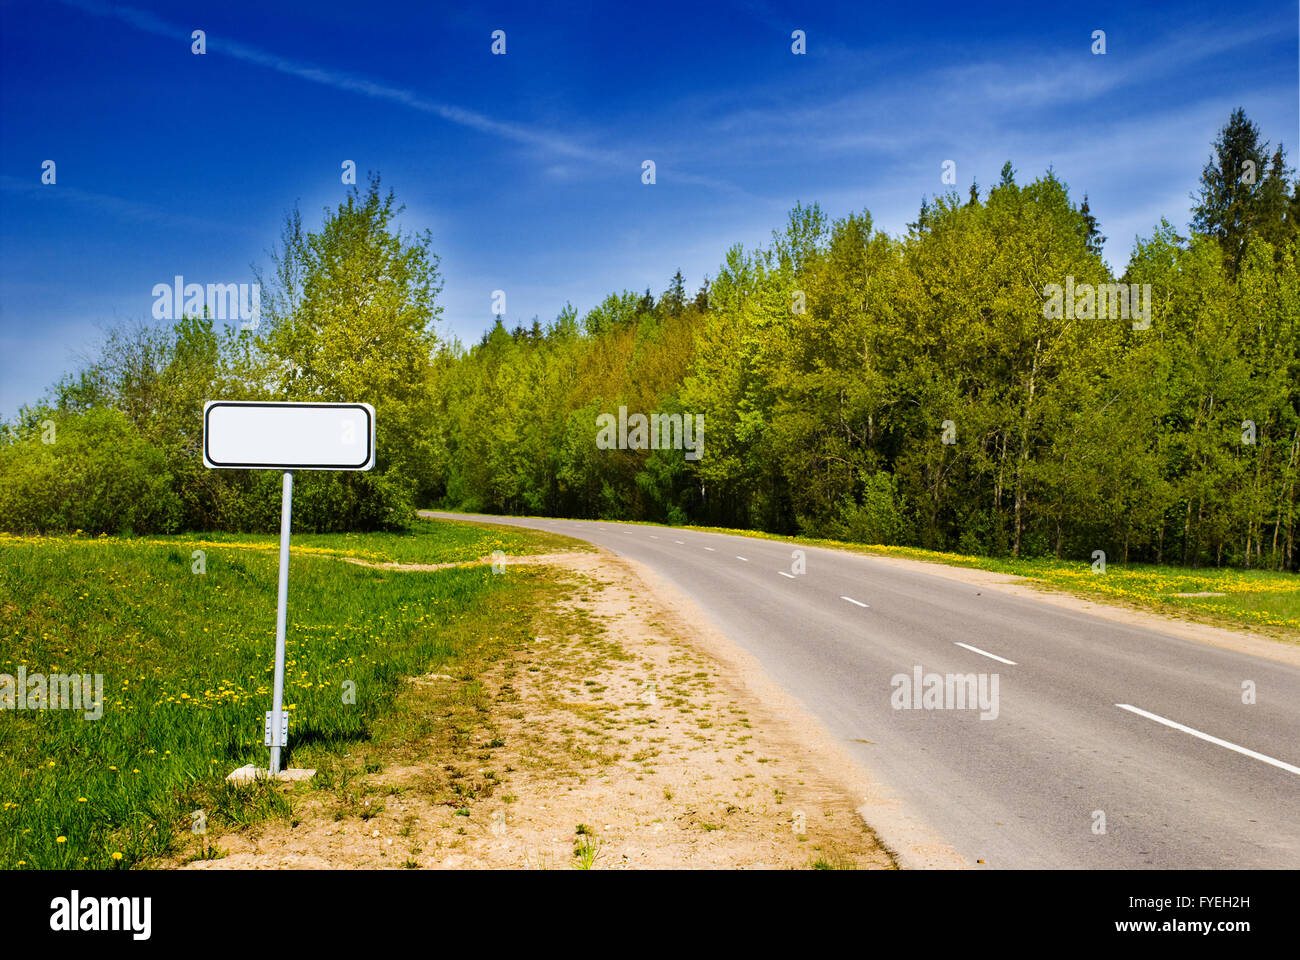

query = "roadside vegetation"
[[425, 109, 1300, 573], [0, 518, 580, 870]]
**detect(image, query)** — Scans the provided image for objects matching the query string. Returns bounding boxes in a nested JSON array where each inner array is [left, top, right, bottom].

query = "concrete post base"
[[226, 764, 316, 784]]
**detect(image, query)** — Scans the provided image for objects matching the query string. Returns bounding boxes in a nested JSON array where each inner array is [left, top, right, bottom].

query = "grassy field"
[[0, 518, 582, 870], [675, 523, 1300, 639]]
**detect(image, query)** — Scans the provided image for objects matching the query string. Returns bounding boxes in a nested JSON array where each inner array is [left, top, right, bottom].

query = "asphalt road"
[[424, 511, 1300, 869]]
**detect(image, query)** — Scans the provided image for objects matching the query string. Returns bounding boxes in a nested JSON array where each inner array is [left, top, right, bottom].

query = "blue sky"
[[1, 0, 1296, 419]]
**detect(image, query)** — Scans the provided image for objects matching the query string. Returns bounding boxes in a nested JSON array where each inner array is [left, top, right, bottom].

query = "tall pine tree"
[[1191, 108, 1275, 273]]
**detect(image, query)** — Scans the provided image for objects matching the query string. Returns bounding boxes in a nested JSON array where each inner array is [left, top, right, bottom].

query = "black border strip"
[[203, 401, 374, 470], [6, 868, 1284, 945]]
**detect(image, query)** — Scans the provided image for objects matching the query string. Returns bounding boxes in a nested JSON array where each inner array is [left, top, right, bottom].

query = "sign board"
[[203, 401, 375, 471], [202, 399, 377, 778]]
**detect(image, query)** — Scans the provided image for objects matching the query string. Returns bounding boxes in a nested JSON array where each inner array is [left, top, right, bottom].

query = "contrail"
[[56, 0, 622, 166]]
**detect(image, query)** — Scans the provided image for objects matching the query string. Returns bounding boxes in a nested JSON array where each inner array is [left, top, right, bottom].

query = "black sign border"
[[203, 401, 374, 470]]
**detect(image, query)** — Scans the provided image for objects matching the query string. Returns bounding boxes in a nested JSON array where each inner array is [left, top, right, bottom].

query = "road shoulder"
[[170, 548, 911, 869]]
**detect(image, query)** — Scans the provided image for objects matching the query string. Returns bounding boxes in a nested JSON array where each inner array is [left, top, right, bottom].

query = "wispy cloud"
[[0, 175, 251, 233], [57, 0, 616, 167], [930, 20, 1285, 112], [661, 18, 1288, 165], [55, 0, 755, 195]]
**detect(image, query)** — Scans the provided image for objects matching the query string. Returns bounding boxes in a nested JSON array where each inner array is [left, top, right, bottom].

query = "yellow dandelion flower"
[[56, 836, 66, 843], [111, 852, 123, 861]]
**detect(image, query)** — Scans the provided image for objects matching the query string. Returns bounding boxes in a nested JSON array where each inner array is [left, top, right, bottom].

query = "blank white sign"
[[203, 401, 375, 470]]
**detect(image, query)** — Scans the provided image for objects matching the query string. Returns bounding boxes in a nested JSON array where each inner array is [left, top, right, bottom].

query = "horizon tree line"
[[2, 109, 1297, 571]]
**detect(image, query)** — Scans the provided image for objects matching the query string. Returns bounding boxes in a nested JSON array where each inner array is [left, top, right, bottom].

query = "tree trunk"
[[1013, 337, 1042, 558]]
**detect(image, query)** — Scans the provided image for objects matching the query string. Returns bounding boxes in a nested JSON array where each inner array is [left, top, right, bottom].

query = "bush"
[[280, 470, 413, 532], [0, 410, 413, 535], [0, 409, 183, 534], [824, 471, 905, 546]]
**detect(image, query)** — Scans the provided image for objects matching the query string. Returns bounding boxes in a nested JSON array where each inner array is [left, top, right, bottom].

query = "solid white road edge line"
[[954, 642, 1017, 666], [1115, 703, 1300, 777]]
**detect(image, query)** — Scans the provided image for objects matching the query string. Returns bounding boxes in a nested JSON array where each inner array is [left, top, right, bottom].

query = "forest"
[[3, 109, 1298, 570]]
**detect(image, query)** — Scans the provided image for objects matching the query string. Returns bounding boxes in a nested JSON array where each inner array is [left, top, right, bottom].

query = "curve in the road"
[[423, 512, 1300, 869]]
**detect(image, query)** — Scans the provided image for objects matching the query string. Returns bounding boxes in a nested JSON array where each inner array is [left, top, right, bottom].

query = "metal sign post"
[[203, 401, 375, 778], [269, 470, 293, 775]]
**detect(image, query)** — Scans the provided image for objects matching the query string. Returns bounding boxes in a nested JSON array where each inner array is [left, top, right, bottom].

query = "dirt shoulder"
[[172, 549, 910, 870]]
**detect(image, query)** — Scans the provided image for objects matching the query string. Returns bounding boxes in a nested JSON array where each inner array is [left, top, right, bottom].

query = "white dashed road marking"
[[954, 642, 1017, 666], [1116, 704, 1300, 777]]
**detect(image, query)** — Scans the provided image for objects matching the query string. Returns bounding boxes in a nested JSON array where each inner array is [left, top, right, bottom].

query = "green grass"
[[95, 514, 587, 566], [0, 518, 581, 870], [572, 826, 600, 870], [670, 523, 1300, 639], [917, 551, 1300, 637]]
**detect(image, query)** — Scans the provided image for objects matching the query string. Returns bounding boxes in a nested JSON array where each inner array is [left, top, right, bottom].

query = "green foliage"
[[0, 174, 431, 534], [1192, 107, 1297, 274], [256, 175, 442, 501], [0, 408, 182, 534], [430, 117, 1300, 572], [822, 471, 905, 545]]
